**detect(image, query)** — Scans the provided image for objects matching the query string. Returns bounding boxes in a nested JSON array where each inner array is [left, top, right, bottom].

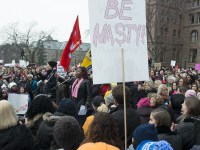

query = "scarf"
[[71, 78, 83, 98]]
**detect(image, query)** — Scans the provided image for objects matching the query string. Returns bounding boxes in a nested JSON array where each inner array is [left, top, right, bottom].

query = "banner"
[[8, 93, 29, 115], [195, 64, 200, 70], [89, 0, 149, 84]]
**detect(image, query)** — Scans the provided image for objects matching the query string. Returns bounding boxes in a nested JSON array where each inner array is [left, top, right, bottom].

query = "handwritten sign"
[[8, 94, 29, 115], [89, 0, 149, 84]]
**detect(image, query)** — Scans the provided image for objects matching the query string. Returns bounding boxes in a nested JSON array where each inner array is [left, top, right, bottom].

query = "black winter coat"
[[157, 126, 182, 150], [35, 113, 62, 150], [66, 77, 92, 110], [136, 106, 152, 124], [177, 117, 200, 150], [111, 105, 141, 147], [39, 69, 57, 98], [0, 124, 35, 150]]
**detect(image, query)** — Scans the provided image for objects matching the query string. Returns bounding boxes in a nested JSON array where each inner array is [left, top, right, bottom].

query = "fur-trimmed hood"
[[42, 112, 62, 124], [26, 113, 44, 128]]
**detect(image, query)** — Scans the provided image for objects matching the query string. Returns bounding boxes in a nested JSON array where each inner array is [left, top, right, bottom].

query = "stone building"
[[147, 0, 200, 68], [181, 0, 200, 68]]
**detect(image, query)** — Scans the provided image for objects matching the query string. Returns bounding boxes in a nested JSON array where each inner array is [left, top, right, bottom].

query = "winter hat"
[[53, 116, 84, 150], [105, 93, 114, 106], [48, 61, 57, 68], [133, 124, 158, 148], [26, 94, 54, 119], [55, 98, 78, 119], [8, 82, 17, 89], [137, 98, 150, 108], [92, 95, 105, 108], [185, 90, 196, 98], [136, 140, 173, 150]]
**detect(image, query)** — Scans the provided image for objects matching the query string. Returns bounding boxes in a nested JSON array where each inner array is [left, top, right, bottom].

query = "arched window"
[[191, 30, 198, 42]]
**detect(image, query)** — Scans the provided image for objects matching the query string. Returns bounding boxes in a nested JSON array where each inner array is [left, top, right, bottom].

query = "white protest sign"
[[19, 60, 27, 67], [0, 60, 3, 63], [57, 61, 66, 77], [89, 0, 149, 84], [8, 93, 29, 115], [171, 60, 176, 67]]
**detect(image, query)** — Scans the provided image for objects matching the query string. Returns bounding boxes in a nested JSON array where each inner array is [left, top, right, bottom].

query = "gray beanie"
[[105, 93, 114, 106], [53, 116, 83, 150]]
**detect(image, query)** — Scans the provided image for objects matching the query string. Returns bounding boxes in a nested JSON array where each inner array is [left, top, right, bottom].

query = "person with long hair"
[[0, 100, 34, 149], [172, 97, 200, 150], [78, 112, 122, 150], [149, 108, 182, 150]]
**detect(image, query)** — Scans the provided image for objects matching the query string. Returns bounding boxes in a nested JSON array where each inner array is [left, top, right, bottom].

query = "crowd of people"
[[0, 61, 200, 150]]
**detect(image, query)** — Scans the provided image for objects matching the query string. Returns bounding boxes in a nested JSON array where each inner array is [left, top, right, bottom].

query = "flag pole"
[[121, 48, 127, 150]]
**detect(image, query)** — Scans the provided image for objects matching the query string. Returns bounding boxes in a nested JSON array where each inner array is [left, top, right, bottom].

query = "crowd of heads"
[[1, 64, 200, 149]]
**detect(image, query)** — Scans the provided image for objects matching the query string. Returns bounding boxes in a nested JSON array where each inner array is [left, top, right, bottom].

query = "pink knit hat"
[[185, 90, 196, 98], [137, 97, 150, 108]]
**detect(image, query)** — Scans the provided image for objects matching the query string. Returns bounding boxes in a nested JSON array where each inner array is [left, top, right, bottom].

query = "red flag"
[[60, 16, 82, 70]]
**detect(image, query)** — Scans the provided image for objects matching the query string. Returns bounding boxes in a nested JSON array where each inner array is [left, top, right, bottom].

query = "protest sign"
[[171, 60, 176, 67], [57, 61, 66, 77], [8, 93, 29, 115], [89, 0, 149, 84]]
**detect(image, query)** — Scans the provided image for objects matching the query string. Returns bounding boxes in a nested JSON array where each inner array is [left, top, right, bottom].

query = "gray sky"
[[0, 0, 90, 44]]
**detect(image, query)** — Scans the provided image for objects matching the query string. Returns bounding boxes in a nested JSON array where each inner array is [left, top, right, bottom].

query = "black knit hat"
[[53, 116, 84, 150], [55, 98, 78, 119], [48, 61, 57, 68], [26, 94, 54, 119], [92, 95, 104, 107]]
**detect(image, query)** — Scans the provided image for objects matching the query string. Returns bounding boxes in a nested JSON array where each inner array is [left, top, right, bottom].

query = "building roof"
[[59, 41, 90, 51]]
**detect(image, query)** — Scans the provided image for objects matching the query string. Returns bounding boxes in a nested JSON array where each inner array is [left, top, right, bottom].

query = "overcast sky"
[[0, 0, 90, 44]]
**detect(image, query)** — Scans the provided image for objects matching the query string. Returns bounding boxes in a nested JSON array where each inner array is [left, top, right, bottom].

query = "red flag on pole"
[[60, 16, 82, 70]]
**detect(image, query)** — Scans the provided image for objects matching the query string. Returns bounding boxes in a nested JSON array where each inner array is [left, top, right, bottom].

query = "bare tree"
[[1, 22, 52, 63], [146, 0, 187, 64]]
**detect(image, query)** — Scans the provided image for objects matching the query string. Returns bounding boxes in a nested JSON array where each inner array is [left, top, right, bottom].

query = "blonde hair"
[[151, 94, 163, 106], [157, 84, 168, 95], [0, 100, 18, 130], [97, 104, 109, 113]]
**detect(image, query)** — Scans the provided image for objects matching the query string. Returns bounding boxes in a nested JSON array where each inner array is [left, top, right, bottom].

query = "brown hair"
[[112, 84, 130, 105], [83, 112, 122, 149], [184, 97, 200, 118], [151, 108, 171, 127]]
